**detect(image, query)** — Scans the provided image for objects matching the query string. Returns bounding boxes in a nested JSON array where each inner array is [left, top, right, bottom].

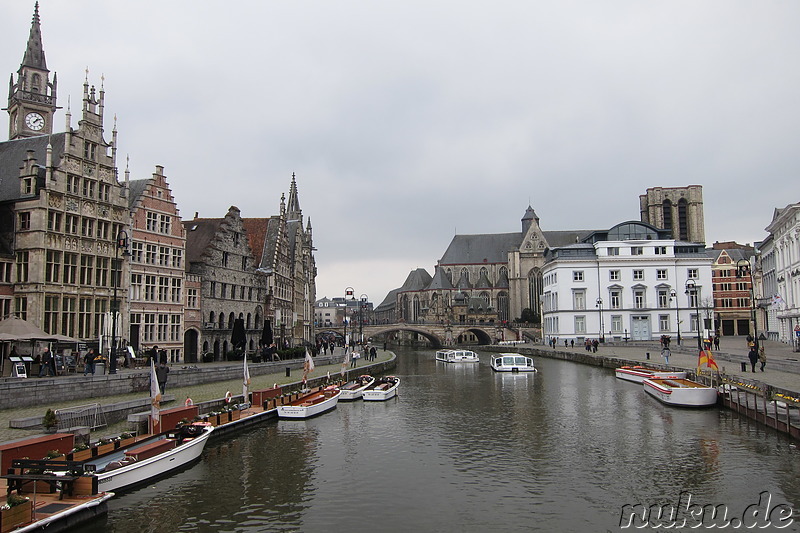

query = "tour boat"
[[490, 353, 537, 372], [277, 386, 342, 419], [89, 423, 214, 493], [435, 349, 480, 363], [615, 365, 687, 384], [362, 376, 400, 401], [339, 375, 375, 401], [642, 377, 718, 408]]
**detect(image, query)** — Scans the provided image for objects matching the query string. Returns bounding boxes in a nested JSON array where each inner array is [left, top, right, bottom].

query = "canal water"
[[79, 347, 799, 532]]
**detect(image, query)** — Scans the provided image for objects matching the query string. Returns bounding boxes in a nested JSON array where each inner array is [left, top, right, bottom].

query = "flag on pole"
[[243, 355, 251, 403], [698, 349, 719, 371], [150, 360, 161, 433], [303, 349, 314, 384]]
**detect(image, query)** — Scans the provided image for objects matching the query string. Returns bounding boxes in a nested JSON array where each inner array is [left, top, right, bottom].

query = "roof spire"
[[286, 171, 301, 216], [21, 2, 47, 71]]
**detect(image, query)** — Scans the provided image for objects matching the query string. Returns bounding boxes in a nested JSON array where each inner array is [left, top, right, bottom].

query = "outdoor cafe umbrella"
[[0, 316, 51, 340], [260, 320, 273, 347]]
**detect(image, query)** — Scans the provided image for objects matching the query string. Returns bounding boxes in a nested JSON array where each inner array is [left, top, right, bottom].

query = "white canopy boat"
[[277, 386, 342, 419], [615, 366, 687, 384], [642, 377, 718, 407], [490, 353, 537, 372], [435, 349, 480, 363], [362, 376, 400, 401], [89, 423, 214, 493], [339, 375, 375, 400]]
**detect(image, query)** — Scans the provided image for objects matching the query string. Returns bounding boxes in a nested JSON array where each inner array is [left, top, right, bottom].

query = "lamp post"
[[670, 289, 681, 345], [595, 297, 604, 342], [110, 230, 130, 375], [344, 287, 354, 350], [685, 279, 701, 350], [360, 294, 368, 345], [736, 259, 759, 349]]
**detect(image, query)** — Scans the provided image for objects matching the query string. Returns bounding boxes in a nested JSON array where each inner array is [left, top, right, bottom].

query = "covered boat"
[[435, 349, 480, 363], [490, 353, 537, 372]]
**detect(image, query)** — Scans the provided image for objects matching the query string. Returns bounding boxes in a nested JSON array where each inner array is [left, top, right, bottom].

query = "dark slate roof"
[[374, 287, 400, 312], [542, 230, 594, 248], [0, 133, 66, 202], [182, 218, 223, 266], [127, 178, 149, 210], [399, 268, 432, 292], [439, 233, 522, 265], [426, 267, 454, 291], [496, 269, 509, 288], [475, 269, 493, 289]]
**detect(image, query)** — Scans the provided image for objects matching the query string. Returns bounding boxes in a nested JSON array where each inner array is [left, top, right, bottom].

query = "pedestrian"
[[592, 339, 599, 353], [713, 336, 720, 350], [83, 348, 96, 375], [156, 361, 169, 393], [148, 345, 158, 366], [370, 345, 377, 361], [662, 348, 670, 365], [38, 347, 54, 377], [570, 339, 574, 349], [748, 345, 758, 373], [758, 346, 767, 372]]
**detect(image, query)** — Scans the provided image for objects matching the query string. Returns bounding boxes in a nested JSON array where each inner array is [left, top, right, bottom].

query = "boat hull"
[[642, 378, 718, 407], [95, 425, 214, 493], [362, 376, 400, 401], [338, 376, 375, 401], [435, 350, 479, 363], [278, 388, 341, 418], [490, 353, 537, 372], [615, 366, 687, 384]]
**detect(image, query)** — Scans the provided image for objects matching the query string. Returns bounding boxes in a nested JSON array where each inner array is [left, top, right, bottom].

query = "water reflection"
[[79, 347, 799, 532]]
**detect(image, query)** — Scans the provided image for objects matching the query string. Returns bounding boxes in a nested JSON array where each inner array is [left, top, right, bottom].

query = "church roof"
[[426, 267, 454, 291], [0, 133, 66, 202], [374, 287, 400, 312], [399, 268, 432, 292], [439, 233, 522, 265]]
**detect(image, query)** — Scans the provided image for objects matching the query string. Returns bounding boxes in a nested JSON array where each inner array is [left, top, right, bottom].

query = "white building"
[[541, 221, 713, 345], [762, 202, 800, 346]]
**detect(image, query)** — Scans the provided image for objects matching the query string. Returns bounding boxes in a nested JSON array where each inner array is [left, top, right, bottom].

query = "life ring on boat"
[[224, 390, 232, 404]]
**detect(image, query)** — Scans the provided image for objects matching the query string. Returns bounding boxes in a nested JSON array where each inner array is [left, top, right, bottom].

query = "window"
[[99, 183, 110, 202], [14, 296, 28, 320], [44, 295, 59, 334], [611, 315, 622, 333], [131, 274, 143, 301], [159, 215, 171, 234], [159, 246, 169, 266], [610, 289, 621, 309], [573, 290, 586, 310], [158, 277, 169, 302], [144, 313, 156, 342], [47, 211, 62, 232], [657, 289, 669, 308], [631, 246, 643, 255], [687, 268, 698, 279], [81, 217, 94, 237], [62, 253, 78, 284], [221, 283, 228, 299], [146, 212, 158, 232], [46, 251, 61, 283], [83, 141, 97, 160], [95, 257, 109, 287], [16, 251, 29, 282], [209, 281, 216, 298], [96, 220, 109, 240], [145, 244, 157, 264], [93, 299, 107, 338], [609, 270, 620, 281], [242, 256, 248, 270], [82, 179, 95, 198], [171, 249, 182, 269], [187, 288, 198, 308], [222, 252, 230, 267], [158, 314, 169, 342], [572, 271, 584, 282], [145, 275, 156, 301], [170, 315, 181, 342], [130, 241, 143, 263], [67, 175, 80, 194], [78, 298, 92, 338], [18, 212, 31, 231], [659, 314, 670, 331], [21, 177, 34, 195], [79, 255, 94, 285], [633, 270, 644, 281], [608, 247, 619, 256], [65, 215, 79, 234], [171, 278, 182, 303], [655, 246, 667, 255], [61, 297, 76, 337], [574, 315, 586, 334], [656, 269, 667, 280], [737, 297, 749, 307], [633, 289, 645, 309]]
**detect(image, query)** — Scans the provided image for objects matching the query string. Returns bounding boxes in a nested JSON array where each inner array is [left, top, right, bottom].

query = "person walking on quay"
[[758, 345, 767, 372], [714, 335, 720, 350], [748, 345, 759, 373], [370, 345, 377, 361], [38, 347, 54, 377], [156, 361, 170, 393], [570, 339, 574, 349], [592, 339, 599, 353], [83, 348, 97, 376]]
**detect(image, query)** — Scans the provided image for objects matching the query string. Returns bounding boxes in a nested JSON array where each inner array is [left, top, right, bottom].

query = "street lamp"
[[595, 297, 604, 342], [344, 287, 354, 350], [685, 279, 701, 350], [736, 259, 759, 350], [670, 289, 681, 345], [110, 230, 130, 374], [360, 294, 368, 345]]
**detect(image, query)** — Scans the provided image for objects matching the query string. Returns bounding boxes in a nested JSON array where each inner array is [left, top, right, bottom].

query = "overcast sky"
[[3, 1, 798, 305]]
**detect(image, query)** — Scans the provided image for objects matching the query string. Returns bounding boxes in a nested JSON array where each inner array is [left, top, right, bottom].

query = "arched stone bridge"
[[316, 323, 538, 349]]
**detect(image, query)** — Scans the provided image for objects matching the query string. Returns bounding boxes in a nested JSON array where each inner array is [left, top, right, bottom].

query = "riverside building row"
[[0, 5, 317, 369]]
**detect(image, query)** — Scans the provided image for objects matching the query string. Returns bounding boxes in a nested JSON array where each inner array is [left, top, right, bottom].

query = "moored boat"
[[435, 349, 480, 363], [277, 386, 342, 419], [339, 375, 375, 401], [90, 423, 214, 492], [615, 365, 687, 384], [642, 377, 718, 407], [362, 376, 400, 401], [490, 353, 537, 372]]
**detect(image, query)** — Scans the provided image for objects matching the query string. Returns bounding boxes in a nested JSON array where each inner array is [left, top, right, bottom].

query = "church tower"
[[6, 2, 58, 140]]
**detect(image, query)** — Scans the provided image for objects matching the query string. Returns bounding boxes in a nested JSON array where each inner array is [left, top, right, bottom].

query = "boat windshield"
[[515, 357, 529, 365]]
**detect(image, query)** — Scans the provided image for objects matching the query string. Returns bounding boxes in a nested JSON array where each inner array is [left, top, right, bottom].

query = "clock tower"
[[6, 2, 57, 140]]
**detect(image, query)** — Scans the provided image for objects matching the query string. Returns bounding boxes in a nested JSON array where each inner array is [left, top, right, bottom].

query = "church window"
[[31, 74, 41, 91], [678, 199, 689, 241], [662, 200, 673, 234]]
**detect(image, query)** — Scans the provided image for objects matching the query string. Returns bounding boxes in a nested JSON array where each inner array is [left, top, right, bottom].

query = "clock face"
[[25, 112, 45, 131]]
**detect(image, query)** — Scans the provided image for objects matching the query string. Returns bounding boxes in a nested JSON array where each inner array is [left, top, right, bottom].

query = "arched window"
[[461, 268, 470, 284], [678, 199, 689, 241], [478, 291, 490, 309], [246, 313, 252, 329], [218, 314, 224, 329], [662, 199, 673, 235], [228, 312, 235, 329], [209, 311, 215, 324], [497, 292, 509, 323], [528, 268, 543, 320]]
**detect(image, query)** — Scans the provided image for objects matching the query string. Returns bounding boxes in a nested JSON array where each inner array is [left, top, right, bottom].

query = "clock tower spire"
[[6, 2, 57, 140]]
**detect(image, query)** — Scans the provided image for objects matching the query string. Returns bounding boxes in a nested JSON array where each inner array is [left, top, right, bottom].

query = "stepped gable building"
[[183, 206, 266, 360], [709, 244, 756, 338], [639, 185, 705, 244], [243, 174, 317, 349], [0, 4, 130, 357], [127, 165, 189, 362]]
